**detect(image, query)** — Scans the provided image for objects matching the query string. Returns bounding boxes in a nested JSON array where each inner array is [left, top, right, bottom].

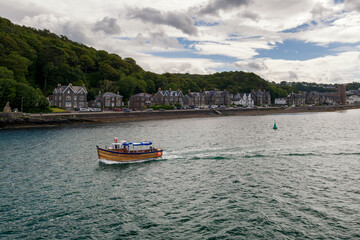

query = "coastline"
[[1, 105, 359, 129]]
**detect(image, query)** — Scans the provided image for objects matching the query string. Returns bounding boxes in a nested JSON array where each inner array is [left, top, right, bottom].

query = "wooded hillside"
[[2, 16, 350, 112]]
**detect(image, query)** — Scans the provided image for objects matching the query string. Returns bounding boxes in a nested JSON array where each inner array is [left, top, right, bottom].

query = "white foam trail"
[[98, 158, 159, 164]]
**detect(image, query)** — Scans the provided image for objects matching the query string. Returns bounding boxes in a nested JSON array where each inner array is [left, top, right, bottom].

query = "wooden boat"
[[97, 137, 163, 163]]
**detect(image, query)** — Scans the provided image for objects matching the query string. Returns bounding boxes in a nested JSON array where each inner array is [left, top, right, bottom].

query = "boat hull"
[[97, 146, 163, 162]]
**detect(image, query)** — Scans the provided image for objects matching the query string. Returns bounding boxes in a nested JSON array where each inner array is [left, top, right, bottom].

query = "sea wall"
[[1, 105, 359, 129]]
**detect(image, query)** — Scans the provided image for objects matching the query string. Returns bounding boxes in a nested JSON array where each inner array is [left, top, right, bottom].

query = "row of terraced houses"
[[48, 83, 347, 110], [48, 84, 270, 110]]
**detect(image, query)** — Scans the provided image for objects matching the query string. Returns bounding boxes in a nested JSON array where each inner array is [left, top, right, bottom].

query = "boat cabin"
[[108, 137, 154, 152]]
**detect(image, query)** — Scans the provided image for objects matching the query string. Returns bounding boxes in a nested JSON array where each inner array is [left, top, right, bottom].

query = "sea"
[[1, 109, 360, 239]]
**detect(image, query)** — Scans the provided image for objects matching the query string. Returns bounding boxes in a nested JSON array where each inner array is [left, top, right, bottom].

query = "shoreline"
[[1, 105, 360, 129]]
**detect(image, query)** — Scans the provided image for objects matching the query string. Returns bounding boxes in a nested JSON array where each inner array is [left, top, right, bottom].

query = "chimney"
[[158, 87, 161, 91], [82, 84, 85, 87], [169, 88, 172, 91], [117, 91, 119, 95], [188, 89, 191, 94], [69, 83, 73, 86], [58, 83, 61, 87]]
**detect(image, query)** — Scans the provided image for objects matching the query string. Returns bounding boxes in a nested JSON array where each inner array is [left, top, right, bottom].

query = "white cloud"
[[193, 38, 273, 59], [235, 51, 360, 83], [137, 55, 223, 74], [0, 0, 358, 83], [290, 11, 360, 44]]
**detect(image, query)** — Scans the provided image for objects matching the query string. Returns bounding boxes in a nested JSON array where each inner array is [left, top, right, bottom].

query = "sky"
[[1, 0, 359, 84]]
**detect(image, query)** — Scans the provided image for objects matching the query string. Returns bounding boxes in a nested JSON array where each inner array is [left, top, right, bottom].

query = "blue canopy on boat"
[[122, 141, 152, 146]]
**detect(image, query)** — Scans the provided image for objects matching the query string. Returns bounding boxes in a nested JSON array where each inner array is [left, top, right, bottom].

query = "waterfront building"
[[287, 92, 306, 105], [203, 90, 231, 106], [274, 98, 287, 105], [251, 90, 271, 106], [49, 83, 87, 109], [347, 95, 360, 104], [91, 92, 123, 109], [153, 88, 184, 106], [183, 90, 206, 107], [305, 91, 339, 105], [129, 93, 154, 110], [230, 93, 254, 107]]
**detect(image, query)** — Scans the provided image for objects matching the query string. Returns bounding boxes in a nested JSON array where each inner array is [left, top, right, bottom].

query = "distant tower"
[[337, 84, 346, 105]]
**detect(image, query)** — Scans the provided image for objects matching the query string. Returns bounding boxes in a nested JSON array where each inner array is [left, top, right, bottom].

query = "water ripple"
[[1, 111, 360, 239]]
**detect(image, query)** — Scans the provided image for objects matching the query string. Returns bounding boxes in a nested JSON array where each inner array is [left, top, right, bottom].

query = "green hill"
[[0, 16, 291, 112]]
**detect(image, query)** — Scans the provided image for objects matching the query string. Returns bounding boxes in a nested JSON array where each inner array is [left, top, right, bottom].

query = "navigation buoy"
[[273, 121, 278, 130]]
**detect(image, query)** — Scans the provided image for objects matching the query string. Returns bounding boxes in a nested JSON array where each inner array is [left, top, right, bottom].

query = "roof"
[[101, 92, 123, 98], [54, 84, 88, 94], [132, 93, 153, 97], [158, 90, 183, 97]]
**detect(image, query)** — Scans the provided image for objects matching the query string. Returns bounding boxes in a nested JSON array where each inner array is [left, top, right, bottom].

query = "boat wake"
[[98, 158, 160, 164]]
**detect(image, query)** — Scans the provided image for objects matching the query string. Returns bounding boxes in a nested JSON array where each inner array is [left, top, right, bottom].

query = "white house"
[[230, 93, 254, 107], [274, 98, 287, 105]]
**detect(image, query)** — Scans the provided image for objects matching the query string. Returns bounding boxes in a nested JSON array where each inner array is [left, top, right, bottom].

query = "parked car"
[[159, 108, 165, 111], [91, 108, 102, 112], [146, 108, 153, 111], [114, 108, 123, 111], [80, 108, 90, 112], [124, 109, 131, 112]]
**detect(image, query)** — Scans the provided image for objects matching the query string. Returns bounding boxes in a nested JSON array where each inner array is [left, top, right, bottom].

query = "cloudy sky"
[[1, 0, 359, 83]]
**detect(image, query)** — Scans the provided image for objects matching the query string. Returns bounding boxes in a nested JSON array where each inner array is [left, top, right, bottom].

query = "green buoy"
[[273, 121, 278, 130]]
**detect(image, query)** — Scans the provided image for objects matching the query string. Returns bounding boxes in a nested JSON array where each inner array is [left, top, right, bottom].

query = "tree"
[[0, 66, 14, 79], [79, 54, 94, 74], [14, 83, 38, 112], [0, 53, 31, 83], [42, 62, 55, 92], [0, 78, 17, 108]]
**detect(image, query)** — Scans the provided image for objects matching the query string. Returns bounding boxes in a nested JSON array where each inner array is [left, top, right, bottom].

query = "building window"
[[80, 96, 84, 101], [66, 102, 71, 107], [66, 95, 71, 101], [59, 96, 62, 100], [74, 96, 77, 101]]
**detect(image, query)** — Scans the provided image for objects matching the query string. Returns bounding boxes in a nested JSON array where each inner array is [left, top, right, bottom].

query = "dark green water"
[[1, 110, 360, 239]]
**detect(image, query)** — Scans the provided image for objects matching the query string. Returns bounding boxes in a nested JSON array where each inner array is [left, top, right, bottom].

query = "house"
[[347, 95, 360, 105], [91, 92, 123, 109], [251, 90, 271, 106], [274, 98, 287, 105], [153, 88, 184, 106], [287, 92, 306, 105], [129, 93, 154, 110], [183, 90, 206, 107], [230, 93, 254, 107], [203, 90, 231, 106], [49, 83, 87, 108], [305, 91, 338, 105]]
